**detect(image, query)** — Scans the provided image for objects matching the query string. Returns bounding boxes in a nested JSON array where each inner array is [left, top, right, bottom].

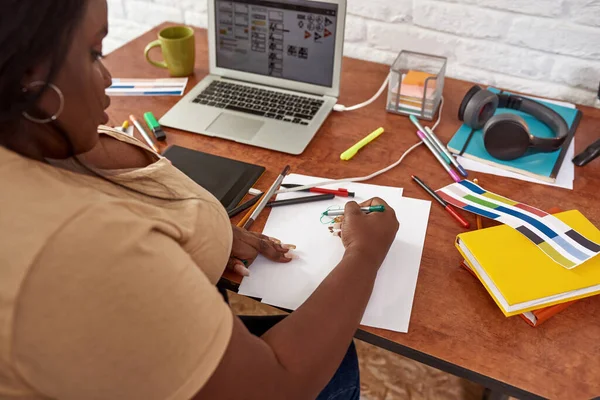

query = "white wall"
[[105, 0, 600, 105]]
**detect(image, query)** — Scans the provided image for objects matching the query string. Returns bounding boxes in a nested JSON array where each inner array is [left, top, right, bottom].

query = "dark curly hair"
[[0, 0, 87, 127], [0, 1, 197, 202]]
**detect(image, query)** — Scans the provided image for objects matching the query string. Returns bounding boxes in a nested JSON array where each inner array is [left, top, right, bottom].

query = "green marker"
[[143, 112, 166, 141], [323, 205, 385, 217]]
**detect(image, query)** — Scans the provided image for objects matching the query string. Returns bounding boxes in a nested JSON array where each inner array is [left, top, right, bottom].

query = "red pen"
[[309, 187, 354, 197], [281, 184, 355, 198], [411, 175, 470, 229]]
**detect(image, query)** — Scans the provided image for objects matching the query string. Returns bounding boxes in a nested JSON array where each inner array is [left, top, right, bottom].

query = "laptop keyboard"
[[192, 81, 325, 125]]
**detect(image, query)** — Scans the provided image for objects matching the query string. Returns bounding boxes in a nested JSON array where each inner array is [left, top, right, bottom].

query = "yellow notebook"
[[455, 210, 600, 316]]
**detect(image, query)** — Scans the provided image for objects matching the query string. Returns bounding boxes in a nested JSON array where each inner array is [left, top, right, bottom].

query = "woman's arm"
[[197, 199, 398, 400], [13, 200, 396, 400]]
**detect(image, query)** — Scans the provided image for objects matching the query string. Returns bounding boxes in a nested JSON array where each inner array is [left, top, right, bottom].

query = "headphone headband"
[[496, 93, 522, 110], [458, 87, 569, 160], [498, 93, 569, 149]]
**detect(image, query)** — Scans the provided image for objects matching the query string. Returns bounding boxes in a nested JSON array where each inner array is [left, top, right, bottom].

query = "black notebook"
[[162, 145, 265, 211]]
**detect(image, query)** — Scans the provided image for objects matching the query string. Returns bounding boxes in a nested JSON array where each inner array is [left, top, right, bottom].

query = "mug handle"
[[144, 40, 168, 69]]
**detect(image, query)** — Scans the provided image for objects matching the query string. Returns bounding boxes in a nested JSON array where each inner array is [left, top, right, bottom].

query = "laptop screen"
[[215, 0, 339, 87]]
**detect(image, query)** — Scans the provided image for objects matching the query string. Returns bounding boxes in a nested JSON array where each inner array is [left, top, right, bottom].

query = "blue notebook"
[[447, 88, 582, 182]]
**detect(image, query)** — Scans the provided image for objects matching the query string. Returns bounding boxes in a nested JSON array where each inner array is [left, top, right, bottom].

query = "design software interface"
[[215, 0, 338, 87]]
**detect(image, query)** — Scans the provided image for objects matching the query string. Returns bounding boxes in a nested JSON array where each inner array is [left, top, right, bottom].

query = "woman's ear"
[[22, 60, 52, 89]]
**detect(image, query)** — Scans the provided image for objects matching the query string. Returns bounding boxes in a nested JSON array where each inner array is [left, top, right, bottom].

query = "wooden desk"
[[104, 23, 600, 400]]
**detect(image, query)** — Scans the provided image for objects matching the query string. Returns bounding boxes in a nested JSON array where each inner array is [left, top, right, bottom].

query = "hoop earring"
[[22, 81, 65, 124]]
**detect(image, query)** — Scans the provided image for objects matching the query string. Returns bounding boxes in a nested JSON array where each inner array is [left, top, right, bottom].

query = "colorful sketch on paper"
[[437, 180, 600, 269]]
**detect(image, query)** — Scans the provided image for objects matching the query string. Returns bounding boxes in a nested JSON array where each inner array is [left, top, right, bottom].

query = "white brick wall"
[[105, 0, 600, 105]]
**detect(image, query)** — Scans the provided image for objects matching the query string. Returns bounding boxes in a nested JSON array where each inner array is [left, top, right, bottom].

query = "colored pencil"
[[242, 165, 291, 230], [237, 194, 264, 228]]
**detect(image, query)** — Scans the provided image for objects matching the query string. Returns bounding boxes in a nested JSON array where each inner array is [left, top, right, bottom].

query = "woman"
[[0, 0, 399, 399]]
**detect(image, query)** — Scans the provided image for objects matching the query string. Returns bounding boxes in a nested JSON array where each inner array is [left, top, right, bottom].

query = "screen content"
[[215, 0, 338, 87]]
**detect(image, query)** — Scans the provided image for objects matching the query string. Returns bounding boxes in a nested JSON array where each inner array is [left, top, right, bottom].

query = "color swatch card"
[[106, 78, 188, 96], [437, 181, 600, 269], [238, 174, 431, 333]]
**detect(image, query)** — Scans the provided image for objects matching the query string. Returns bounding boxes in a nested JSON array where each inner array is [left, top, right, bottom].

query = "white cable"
[[431, 96, 444, 132], [277, 97, 445, 194], [333, 73, 391, 112], [277, 141, 423, 193]]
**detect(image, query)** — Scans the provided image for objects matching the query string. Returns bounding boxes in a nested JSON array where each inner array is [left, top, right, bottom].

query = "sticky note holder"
[[387, 51, 446, 121]]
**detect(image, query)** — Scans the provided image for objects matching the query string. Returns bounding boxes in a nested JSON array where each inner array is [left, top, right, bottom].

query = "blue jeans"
[[316, 340, 360, 400], [238, 315, 360, 400]]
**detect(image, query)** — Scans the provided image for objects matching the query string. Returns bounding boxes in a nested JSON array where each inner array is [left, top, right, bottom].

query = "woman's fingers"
[[226, 258, 250, 277], [259, 234, 296, 252], [258, 238, 296, 262], [267, 235, 281, 244], [233, 263, 250, 277], [246, 232, 296, 261]]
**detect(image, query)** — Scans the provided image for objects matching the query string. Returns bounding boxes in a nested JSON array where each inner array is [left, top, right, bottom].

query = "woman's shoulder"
[[1, 158, 182, 270], [14, 201, 187, 285], [1, 146, 157, 232], [81, 126, 159, 170]]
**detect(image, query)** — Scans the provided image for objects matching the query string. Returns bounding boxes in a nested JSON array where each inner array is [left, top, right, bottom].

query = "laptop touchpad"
[[207, 113, 263, 141]]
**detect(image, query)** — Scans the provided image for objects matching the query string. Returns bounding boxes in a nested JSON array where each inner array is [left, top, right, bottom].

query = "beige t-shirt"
[[0, 127, 233, 400]]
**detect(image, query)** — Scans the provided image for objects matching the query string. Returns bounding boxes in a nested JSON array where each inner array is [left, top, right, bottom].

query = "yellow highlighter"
[[340, 127, 385, 161]]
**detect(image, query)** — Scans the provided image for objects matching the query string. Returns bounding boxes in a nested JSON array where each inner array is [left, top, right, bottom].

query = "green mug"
[[144, 26, 195, 77]]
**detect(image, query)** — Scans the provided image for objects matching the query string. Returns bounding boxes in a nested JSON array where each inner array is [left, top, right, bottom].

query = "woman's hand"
[[339, 198, 399, 269], [228, 225, 296, 276]]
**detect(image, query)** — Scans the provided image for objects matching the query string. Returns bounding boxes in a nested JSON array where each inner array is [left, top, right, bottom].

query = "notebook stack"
[[455, 210, 600, 326]]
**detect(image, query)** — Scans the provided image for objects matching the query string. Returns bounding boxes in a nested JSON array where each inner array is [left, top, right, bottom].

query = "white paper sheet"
[[239, 174, 403, 300], [456, 140, 575, 190], [238, 174, 431, 333]]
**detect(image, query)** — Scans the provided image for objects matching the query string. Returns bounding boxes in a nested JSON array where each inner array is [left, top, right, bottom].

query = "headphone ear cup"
[[483, 114, 531, 160], [462, 90, 499, 130], [458, 85, 482, 121]]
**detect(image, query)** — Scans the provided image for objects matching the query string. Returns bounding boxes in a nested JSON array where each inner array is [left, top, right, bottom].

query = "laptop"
[[159, 0, 347, 155]]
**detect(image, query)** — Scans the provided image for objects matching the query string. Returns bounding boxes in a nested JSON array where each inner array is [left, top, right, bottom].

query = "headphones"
[[458, 86, 569, 160]]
